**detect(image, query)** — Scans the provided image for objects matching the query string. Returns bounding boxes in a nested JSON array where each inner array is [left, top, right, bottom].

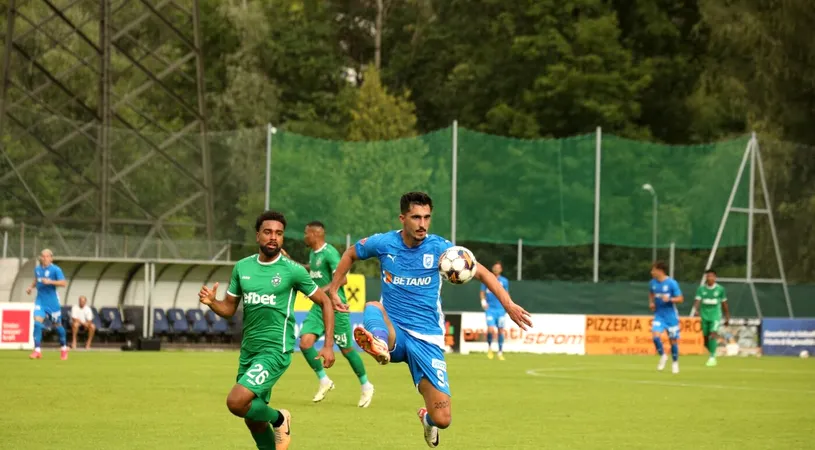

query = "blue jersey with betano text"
[[34, 263, 65, 311], [650, 277, 682, 319], [481, 275, 509, 312], [355, 231, 453, 340]]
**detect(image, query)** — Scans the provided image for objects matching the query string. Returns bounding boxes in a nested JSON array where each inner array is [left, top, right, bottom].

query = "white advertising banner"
[[0, 302, 35, 350], [459, 312, 586, 355]]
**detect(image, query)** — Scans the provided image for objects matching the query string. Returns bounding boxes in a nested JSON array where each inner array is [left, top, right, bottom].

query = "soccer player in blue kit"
[[25, 249, 69, 360], [648, 261, 684, 374], [480, 261, 509, 360], [327, 192, 533, 448]]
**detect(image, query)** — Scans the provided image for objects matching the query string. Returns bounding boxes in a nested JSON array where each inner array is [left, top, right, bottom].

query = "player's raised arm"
[[473, 262, 532, 330], [200, 265, 243, 318], [199, 282, 239, 318]]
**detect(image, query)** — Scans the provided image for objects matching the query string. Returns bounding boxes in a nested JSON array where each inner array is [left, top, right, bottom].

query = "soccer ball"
[[800, 350, 810, 359], [438, 246, 478, 284]]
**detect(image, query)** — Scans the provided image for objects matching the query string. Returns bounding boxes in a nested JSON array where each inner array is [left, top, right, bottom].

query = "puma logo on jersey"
[[243, 292, 277, 305]]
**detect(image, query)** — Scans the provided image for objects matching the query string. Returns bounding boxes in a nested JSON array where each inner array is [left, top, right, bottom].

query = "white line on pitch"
[[525, 368, 815, 394]]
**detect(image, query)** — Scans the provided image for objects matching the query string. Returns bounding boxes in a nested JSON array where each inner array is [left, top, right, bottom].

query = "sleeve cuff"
[[306, 286, 319, 297], [226, 290, 238, 297]]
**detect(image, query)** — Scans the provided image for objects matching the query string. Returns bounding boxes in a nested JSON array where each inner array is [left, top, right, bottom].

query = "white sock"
[[319, 376, 332, 385], [34, 347, 41, 353], [361, 381, 374, 391], [61, 345, 68, 351]]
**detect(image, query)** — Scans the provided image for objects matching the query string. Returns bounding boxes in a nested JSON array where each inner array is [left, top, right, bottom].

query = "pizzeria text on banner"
[[459, 313, 585, 355], [585, 315, 705, 356]]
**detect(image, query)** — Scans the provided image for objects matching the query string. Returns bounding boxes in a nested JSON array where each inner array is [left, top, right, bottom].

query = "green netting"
[[270, 128, 751, 249], [268, 129, 453, 243]]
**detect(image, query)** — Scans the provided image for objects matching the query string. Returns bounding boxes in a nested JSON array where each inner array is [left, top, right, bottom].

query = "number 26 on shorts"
[[246, 363, 269, 386]]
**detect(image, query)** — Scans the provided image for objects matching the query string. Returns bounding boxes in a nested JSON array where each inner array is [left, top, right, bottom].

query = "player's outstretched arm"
[[327, 246, 359, 304], [308, 289, 339, 368], [198, 282, 239, 318], [474, 262, 532, 330]]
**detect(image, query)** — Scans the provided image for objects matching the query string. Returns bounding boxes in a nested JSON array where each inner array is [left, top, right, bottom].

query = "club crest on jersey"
[[315, 256, 323, 267], [271, 273, 282, 286], [423, 254, 434, 269], [662, 285, 668, 292]]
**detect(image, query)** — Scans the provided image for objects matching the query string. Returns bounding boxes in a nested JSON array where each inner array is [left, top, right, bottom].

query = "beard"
[[259, 244, 281, 258]]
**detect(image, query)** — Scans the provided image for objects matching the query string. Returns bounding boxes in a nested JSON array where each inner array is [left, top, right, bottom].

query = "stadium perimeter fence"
[[3, 120, 809, 289]]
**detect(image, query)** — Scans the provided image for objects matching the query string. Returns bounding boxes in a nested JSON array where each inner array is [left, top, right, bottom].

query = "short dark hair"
[[652, 261, 668, 273], [400, 191, 433, 214], [255, 211, 287, 231], [493, 261, 503, 266], [705, 269, 717, 275], [306, 221, 325, 230]]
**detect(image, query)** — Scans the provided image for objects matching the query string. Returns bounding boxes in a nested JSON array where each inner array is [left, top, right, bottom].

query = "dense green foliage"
[[1, 0, 813, 282]]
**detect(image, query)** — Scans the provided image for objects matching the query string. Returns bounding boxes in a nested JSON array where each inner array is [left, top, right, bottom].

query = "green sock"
[[709, 336, 718, 357], [245, 398, 281, 424], [302, 347, 327, 379], [250, 423, 276, 450], [343, 350, 368, 384]]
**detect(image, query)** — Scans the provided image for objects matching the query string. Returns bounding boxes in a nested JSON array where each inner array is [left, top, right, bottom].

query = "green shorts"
[[299, 305, 353, 350], [236, 350, 292, 403], [701, 319, 721, 336]]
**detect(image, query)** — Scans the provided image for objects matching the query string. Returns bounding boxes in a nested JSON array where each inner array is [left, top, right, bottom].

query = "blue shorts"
[[389, 326, 451, 397], [485, 310, 506, 328], [652, 314, 680, 339], [34, 302, 62, 325]]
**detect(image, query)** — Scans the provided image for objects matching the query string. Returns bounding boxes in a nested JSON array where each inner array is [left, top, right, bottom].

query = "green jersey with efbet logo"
[[308, 243, 347, 304], [695, 283, 727, 322], [227, 254, 319, 354]]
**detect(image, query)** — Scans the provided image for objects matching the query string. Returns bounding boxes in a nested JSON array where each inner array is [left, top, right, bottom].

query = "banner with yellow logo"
[[294, 273, 367, 312]]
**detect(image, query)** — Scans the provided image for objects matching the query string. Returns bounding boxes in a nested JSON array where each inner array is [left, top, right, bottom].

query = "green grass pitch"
[[1, 351, 812, 449]]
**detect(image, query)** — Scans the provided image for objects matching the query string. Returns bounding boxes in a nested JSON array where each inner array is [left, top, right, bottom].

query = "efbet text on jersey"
[[243, 292, 278, 306]]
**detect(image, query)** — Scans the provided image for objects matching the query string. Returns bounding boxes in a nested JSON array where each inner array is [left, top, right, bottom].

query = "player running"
[[480, 261, 509, 360], [26, 249, 69, 360], [326, 192, 533, 448], [648, 261, 684, 374], [198, 211, 347, 450], [297, 221, 375, 407], [692, 269, 730, 367]]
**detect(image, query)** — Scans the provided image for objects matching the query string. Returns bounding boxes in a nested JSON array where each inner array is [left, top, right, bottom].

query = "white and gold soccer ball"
[[800, 350, 810, 359], [438, 246, 478, 285]]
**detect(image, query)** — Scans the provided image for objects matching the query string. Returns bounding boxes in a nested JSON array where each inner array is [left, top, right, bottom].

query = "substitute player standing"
[[326, 192, 532, 448], [692, 269, 730, 367], [649, 261, 684, 374], [198, 211, 347, 450], [297, 221, 375, 407], [480, 261, 509, 360], [26, 249, 69, 360]]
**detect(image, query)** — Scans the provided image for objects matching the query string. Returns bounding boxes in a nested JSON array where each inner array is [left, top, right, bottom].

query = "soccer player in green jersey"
[[692, 269, 731, 367], [297, 221, 375, 407], [198, 211, 347, 450]]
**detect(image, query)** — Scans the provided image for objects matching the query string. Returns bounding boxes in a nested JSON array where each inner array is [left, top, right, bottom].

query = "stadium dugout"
[[9, 257, 238, 348]]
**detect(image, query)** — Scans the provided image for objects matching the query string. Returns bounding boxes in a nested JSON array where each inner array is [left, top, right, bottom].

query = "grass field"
[[1, 350, 812, 449]]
